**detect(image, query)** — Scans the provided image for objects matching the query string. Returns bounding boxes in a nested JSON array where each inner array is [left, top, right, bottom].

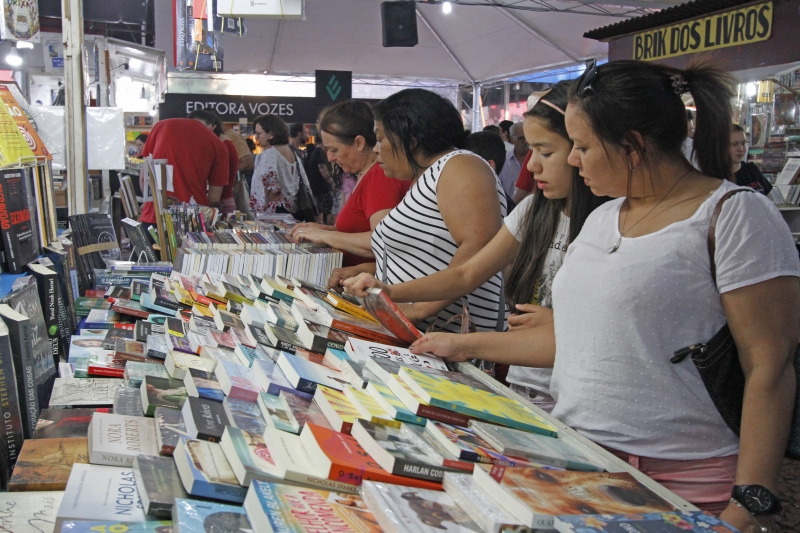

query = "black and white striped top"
[[372, 150, 509, 333]]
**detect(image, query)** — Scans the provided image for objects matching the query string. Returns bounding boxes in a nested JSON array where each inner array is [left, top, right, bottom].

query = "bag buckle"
[[671, 343, 707, 363]]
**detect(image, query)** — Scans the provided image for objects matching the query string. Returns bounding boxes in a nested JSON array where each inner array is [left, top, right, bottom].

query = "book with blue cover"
[[172, 437, 248, 504], [553, 511, 740, 532], [251, 358, 313, 400], [277, 352, 349, 394], [172, 498, 251, 533]]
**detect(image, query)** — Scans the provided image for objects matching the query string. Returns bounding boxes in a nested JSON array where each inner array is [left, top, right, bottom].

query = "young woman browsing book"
[[345, 81, 607, 411]]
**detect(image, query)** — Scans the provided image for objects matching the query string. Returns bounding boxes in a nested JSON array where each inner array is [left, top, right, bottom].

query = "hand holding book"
[[342, 272, 389, 299]]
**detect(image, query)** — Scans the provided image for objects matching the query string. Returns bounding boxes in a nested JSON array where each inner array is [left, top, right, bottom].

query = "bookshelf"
[[456, 362, 697, 512]]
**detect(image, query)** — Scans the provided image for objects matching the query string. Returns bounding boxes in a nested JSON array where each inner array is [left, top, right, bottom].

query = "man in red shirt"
[[139, 118, 230, 224], [512, 149, 533, 205]]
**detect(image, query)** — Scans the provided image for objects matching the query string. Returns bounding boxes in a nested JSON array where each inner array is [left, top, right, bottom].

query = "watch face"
[[743, 485, 774, 514]]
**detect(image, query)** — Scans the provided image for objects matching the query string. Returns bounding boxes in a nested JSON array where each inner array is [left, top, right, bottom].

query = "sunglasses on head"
[[576, 59, 598, 97]]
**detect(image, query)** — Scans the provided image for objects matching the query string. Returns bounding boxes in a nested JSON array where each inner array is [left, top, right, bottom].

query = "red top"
[[515, 150, 534, 192], [140, 119, 230, 223], [221, 139, 239, 200], [335, 164, 412, 267]]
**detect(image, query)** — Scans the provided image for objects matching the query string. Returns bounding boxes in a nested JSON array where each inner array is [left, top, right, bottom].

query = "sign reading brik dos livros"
[[633, 1, 773, 61]]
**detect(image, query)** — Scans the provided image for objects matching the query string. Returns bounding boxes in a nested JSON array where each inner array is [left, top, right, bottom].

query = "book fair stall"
[[0, 0, 795, 532]]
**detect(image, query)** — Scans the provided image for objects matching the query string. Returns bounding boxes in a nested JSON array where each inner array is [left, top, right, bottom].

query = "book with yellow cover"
[[399, 368, 557, 437], [326, 291, 380, 324], [343, 386, 400, 429], [174, 286, 195, 306], [313, 386, 361, 434]]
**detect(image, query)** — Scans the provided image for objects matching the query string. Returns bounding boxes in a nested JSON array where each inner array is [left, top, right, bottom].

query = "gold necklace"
[[608, 168, 693, 254]]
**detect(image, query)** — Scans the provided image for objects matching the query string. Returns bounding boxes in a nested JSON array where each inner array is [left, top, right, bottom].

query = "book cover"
[[0, 491, 63, 532], [165, 350, 210, 380], [28, 263, 66, 361], [361, 480, 481, 533], [473, 467, 674, 529], [366, 381, 427, 426], [88, 412, 158, 467], [216, 359, 263, 402], [184, 367, 225, 402], [132, 454, 187, 518], [244, 480, 382, 533], [352, 419, 471, 483], [172, 498, 251, 532], [344, 385, 401, 428], [425, 421, 529, 466], [469, 420, 602, 472], [154, 406, 186, 455], [257, 392, 296, 433], [279, 390, 331, 433], [386, 375, 473, 427], [553, 511, 740, 533], [124, 362, 169, 388], [140, 375, 188, 416], [298, 322, 349, 354], [102, 327, 135, 350], [265, 323, 306, 353], [223, 396, 268, 436], [198, 345, 240, 373], [361, 288, 422, 345], [299, 423, 442, 490], [326, 291, 381, 325], [145, 334, 168, 360], [0, 304, 40, 438], [313, 385, 361, 434], [399, 368, 558, 436], [172, 437, 247, 503], [86, 353, 126, 379], [60, 521, 172, 532], [277, 352, 349, 394], [220, 426, 282, 487], [74, 298, 112, 318], [133, 320, 165, 343], [291, 299, 399, 345], [0, 316, 24, 486], [49, 378, 120, 409], [442, 473, 527, 533], [7, 437, 88, 491], [32, 408, 105, 439], [264, 303, 299, 332], [113, 386, 145, 417], [57, 464, 145, 523], [181, 396, 230, 442], [167, 333, 196, 355], [111, 299, 151, 320], [0, 168, 40, 273], [347, 337, 447, 371]]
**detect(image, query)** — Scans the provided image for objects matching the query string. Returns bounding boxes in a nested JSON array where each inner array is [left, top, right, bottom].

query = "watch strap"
[[731, 485, 783, 515]]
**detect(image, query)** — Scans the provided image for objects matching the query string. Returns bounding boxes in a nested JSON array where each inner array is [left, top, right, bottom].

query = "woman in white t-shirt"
[[344, 81, 607, 412]]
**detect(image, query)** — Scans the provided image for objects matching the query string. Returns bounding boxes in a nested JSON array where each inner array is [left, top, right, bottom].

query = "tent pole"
[[471, 83, 482, 132], [503, 83, 510, 121], [62, 0, 89, 216]]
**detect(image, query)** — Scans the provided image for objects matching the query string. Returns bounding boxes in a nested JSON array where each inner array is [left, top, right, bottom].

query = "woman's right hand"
[[289, 222, 332, 237], [328, 266, 370, 291], [409, 333, 469, 362], [343, 273, 387, 298]]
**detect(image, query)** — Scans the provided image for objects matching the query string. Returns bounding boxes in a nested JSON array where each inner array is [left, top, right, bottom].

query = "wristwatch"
[[731, 485, 783, 515]]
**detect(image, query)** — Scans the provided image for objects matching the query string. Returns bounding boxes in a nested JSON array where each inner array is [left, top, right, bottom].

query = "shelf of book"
[[453, 361, 698, 513]]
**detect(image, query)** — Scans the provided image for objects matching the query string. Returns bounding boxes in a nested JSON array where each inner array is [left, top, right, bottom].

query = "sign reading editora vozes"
[[633, 1, 773, 61], [159, 94, 331, 124]]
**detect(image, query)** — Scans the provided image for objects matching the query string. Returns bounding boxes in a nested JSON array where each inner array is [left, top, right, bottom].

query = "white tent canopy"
[[155, 0, 682, 84]]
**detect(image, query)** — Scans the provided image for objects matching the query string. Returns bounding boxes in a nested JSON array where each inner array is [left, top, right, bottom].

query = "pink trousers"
[[605, 447, 738, 516]]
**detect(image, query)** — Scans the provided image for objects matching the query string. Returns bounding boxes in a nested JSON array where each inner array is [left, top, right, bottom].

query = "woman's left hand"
[[508, 304, 554, 331], [719, 501, 773, 533], [292, 226, 329, 244]]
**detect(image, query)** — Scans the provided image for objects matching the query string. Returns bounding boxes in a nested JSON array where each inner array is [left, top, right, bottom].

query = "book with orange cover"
[[361, 288, 422, 345], [7, 437, 89, 491], [299, 423, 442, 491]]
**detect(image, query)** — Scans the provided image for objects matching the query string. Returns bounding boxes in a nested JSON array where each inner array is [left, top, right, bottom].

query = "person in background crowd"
[[133, 133, 148, 156], [497, 122, 528, 201], [249, 114, 313, 218], [304, 141, 335, 224], [289, 122, 308, 163], [289, 100, 411, 271], [242, 138, 256, 190], [246, 138, 256, 152], [513, 150, 534, 206], [348, 88, 508, 332], [483, 124, 501, 135], [188, 109, 239, 214], [731, 124, 772, 195], [499, 119, 514, 150], [139, 118, 229, 224], [682, 109, 700, 169], [465, 131, 506, 175], [346, 82, 607, 411]]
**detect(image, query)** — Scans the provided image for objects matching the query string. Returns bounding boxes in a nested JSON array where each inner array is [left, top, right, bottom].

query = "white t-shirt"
[[550, 180, 800, 460], [503, 194, 570, 396]]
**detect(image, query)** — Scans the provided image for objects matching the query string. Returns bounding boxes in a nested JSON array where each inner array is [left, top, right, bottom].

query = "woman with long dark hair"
[[345, 81, 606, 410]]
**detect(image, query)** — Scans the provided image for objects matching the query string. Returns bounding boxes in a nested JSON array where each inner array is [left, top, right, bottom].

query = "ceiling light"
[[16, 41, 33, 49], [442, 1, 452, 14], [746, 82, 757, 97], [118, 74, 132, 83], [5, 50, 22, 67], [149, 107, 157, 117]]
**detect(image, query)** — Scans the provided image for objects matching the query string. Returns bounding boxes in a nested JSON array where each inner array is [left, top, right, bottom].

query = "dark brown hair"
[[252, 114, 289, 145], [318, 100, 377, 147]]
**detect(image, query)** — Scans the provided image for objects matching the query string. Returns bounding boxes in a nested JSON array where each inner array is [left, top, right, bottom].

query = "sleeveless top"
[[371, 150, 508, 333]]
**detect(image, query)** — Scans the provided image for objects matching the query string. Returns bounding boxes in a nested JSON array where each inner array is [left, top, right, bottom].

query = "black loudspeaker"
[[381, 1, 418, 47]]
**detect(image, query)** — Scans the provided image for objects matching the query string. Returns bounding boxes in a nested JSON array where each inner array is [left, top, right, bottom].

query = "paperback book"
[[442, 473, 528, 533], [49, 378, 120, 409], [216, 359, 263, 402], [172, 437, 247, 503], [132, 454, 188, 518], [553, 511, 740, 533], [87, 412, 158, 467], [32, 408, 106, 439], [140, 375, 188, 416], [182, 396, 230, 442], [7, 437, 89, 491], [0, 491, 63, 532], [224, 396, 268, 436], [361, 288, 422, 344], [183, 366, 225, 402], [425, 421, 531, 467], [220, 425, 282, 486], [257, 392, 296, 433], [154, 406, 186, 455], [279, 390, 331, 432], [172, 498, 251, 532], [57, 463, 146, 524]]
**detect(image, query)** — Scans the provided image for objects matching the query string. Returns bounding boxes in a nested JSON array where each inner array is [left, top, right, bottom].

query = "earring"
[[359, 151, 363, 155], [629, 163, 637, 172]]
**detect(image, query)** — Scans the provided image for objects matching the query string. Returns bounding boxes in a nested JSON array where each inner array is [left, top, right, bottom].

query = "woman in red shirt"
[[290, 100, 411, 271], [188, 109, 239, 214]]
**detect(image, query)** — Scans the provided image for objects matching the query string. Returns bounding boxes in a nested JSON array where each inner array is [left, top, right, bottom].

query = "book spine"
[[8, 319, 37, 438], [32, 269, 60, 362], [393, 458, 449, 482], [0, 331, 23, 488], [416, 404, 472, 427], [294, 377, 317, 395], [330, 320, 397, 345], [276, 340, 299, 354], [88, 366, 125, 378], [329, 299, 380, 324], [266, 382, 313, 401], [282, 472, 359, 494]]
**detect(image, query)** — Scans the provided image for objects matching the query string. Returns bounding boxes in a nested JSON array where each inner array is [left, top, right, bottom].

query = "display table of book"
[[0, 265, 738, 533]]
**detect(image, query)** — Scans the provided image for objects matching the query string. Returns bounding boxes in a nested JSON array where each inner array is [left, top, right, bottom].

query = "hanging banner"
[[0, 0, 40, 43], [0, 85, 51, 160], [633, 2, 772, 61]]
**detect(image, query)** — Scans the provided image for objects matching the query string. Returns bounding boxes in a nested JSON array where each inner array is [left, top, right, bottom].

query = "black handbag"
[[671, 188, 800, 460]]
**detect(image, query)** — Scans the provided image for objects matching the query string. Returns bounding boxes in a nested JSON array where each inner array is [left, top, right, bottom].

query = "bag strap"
[[708, 188, 756, 286], [496, 278, 505, 332]]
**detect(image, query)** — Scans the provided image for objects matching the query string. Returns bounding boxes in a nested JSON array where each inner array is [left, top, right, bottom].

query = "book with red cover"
[[299, 423, 442, 490], [87, 357, 126, 378], [361, 289, 422, 345], [292, 300, 402, 347]]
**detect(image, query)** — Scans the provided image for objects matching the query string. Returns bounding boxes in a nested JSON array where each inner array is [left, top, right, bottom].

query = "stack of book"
[[0, 266, 735, 532]]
